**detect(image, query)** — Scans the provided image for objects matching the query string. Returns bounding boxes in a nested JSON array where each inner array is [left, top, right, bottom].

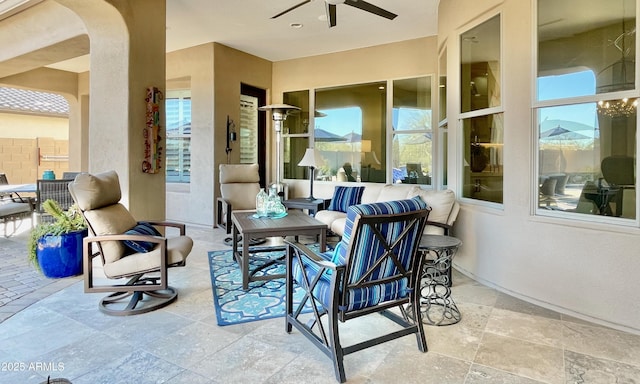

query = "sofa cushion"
[[408, 187, 456, 226], [327, 186, 365, 213], [376, 184, 412, 202], [123, 221, 162, 253]]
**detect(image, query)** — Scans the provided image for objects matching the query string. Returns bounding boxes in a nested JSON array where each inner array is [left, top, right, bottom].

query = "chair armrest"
[[425, 220, 453, 236], [285, 240, 338, 271], [83, 234, 168, 274], [145, 221, 186, 235], [86, 233, 166, 245], [216, 197, 233, 233]]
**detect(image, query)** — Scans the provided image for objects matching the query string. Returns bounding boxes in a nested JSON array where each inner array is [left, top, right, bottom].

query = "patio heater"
[[258, 103, 300, 198]]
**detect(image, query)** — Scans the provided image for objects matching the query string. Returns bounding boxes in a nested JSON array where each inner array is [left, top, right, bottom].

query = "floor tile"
[[484, 307, 564, 347], [465, 364, 546, 384], [565, 349, 640, 383], [474, 332, 564, 384], [562, 320, 640, 367], [1, 225, 639, 384]]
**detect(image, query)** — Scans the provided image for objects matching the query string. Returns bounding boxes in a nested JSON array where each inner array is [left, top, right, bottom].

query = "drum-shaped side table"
[[418, 234, 462, 326]]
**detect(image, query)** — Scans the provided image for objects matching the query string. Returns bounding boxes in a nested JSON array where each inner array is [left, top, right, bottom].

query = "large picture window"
[[284, 77, 436, 185], [165, 90, 191, 183], [536, 0, 637, 221]]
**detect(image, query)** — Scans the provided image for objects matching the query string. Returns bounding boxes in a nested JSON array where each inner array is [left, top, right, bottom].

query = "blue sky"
[[538, 70, 599, 129], [315, 107, 362, 136], [314, 70, 601, 136]]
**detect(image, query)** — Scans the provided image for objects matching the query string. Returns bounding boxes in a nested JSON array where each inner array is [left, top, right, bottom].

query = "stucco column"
[[57, 0, 167, 220]]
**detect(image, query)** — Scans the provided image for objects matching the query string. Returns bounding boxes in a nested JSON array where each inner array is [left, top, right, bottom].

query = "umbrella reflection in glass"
[[540, 125, 593, 149]]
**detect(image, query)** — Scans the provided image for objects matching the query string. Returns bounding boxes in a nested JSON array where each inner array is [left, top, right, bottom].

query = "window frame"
[[165, 89, 191, 184], [457, 11, 505, 207], [533, 0, 640, 226], [283, 75, 438, 186]]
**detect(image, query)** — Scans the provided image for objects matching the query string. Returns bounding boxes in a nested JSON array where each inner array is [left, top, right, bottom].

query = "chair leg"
[[328, 308, 347, 383], [413, 286, 428, 352], [285, 246, 294, 333]]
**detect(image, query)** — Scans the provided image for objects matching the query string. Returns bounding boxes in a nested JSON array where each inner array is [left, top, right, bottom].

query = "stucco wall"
[[165, 43, 272, 226], [439, 0, 640, 334]]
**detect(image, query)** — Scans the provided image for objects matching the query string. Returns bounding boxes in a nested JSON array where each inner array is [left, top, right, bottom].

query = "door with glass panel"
[[240, 83, 266, 187]]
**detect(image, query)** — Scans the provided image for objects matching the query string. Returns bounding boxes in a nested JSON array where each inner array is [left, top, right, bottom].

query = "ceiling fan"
[[272, 0, 397, 28]]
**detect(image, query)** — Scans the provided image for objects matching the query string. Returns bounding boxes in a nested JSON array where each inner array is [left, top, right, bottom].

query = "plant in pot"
[[27, 199, 88, 278]]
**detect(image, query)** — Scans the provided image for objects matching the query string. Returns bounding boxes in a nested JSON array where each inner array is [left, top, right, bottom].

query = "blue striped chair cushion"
[[292, 196, 428, 312], [327, 186, 365, 213]]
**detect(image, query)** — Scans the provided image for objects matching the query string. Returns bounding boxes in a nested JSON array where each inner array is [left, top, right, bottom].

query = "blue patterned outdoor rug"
[[208, 245, 322, 326]]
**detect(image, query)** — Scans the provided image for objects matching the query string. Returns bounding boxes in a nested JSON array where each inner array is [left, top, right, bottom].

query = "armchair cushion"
[[123, 221, 162, 253], [327, 186, 364, 213], [83, 203, 137, 263], [407, 187, 456, 228], [294, 196, 428, 311]]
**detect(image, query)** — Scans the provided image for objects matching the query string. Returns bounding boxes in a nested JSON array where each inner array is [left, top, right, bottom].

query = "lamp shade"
[[361, 139, 372, 153], [298, 148, 323, 168]]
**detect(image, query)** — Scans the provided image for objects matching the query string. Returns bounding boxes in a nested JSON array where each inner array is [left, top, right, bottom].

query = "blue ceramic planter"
[[36, 229, 87, 278]]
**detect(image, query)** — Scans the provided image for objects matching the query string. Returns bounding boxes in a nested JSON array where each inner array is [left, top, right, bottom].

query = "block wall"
[[0, 137, 69, 183]]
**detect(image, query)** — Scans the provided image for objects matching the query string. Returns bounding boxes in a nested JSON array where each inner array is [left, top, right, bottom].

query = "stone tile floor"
[[1, 221, 639, 383]]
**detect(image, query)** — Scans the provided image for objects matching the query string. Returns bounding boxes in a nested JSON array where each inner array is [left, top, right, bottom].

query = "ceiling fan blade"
[[271, 0, 312, 19], [344, 0, 397, 20], [325, 3, 337, 27]]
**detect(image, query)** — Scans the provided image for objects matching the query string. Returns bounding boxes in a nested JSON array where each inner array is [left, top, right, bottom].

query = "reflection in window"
[[460, 14, 501, 113], [283, 136, 310, 179], [284, 78, 436, 184], [538, 102, 636, 219], [536, 0, 637, 220], [439, 48, 449, 188], [439, 49, 447, 123], [538, 0, 636, 100], [314, 82, 387, 183], [165, 90, 191, 183], [460, 14, 502, 204], [282, 90, 310, 180], [392, 76, 432, 185], [462, 114, 503, 204], [313, 107, 365, 181]]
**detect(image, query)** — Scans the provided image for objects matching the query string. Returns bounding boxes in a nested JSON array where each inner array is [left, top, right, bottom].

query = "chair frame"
[[216, 197, 233, 234], [81, 219, 187, 316], [36, 179, 76, 223], [285, 207, 429, 382]]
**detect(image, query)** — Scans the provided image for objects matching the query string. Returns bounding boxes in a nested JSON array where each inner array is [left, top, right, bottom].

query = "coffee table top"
[[231, 209, 327, 235]]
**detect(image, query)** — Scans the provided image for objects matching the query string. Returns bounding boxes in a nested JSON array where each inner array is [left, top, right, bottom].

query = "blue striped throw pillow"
[[123, 221, 162, 253], [327, 186, 365, 213]]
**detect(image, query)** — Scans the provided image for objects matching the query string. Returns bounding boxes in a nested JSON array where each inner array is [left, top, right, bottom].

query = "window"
[[392, 76, 433, 185], [240, 94, 258, 164], [285, 78, 436, 185], [165, 90, 191, 183], [460, 14, 503, 204], [282, 90, 310, 180], [438, 48, 449, 188], [536, 0, 637, 221], [284, 82, 388, 183]]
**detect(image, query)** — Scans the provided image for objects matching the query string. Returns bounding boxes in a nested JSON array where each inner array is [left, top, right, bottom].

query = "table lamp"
[[297, 148, 323, 200], [258, 103, 300, 196]]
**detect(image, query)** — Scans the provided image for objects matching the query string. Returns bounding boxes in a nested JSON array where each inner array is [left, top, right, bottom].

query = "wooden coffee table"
[[231, 210, 328, 289]]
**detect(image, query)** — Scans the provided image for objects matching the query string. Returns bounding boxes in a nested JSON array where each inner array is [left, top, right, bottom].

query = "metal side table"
[[417, 234, 462, 326]]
